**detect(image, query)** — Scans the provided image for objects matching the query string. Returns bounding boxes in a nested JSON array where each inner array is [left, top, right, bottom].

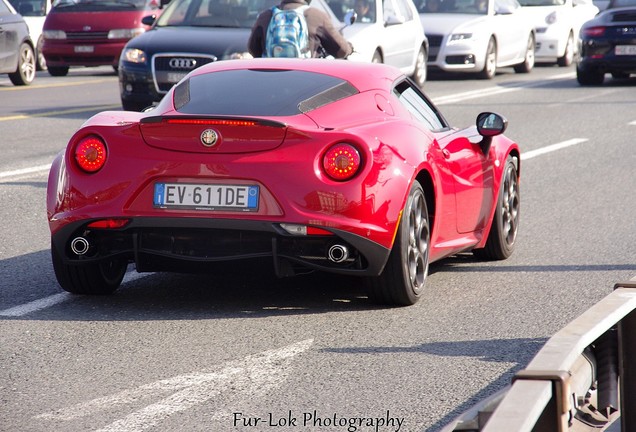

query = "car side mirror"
[[344, 10, 357, 25], [142, 15, 157, 26], [476, 112, 507, 154]]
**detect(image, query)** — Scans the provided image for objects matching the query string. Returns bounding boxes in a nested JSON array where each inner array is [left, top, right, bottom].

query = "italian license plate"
[[153, 183, 259, 211], [74, 45, 94, 53], [615, 45, 636, 55]]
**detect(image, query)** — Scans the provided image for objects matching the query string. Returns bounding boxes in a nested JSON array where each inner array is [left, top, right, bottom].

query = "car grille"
[[152, 54, 217, 93], [427, 34, 443, 48], [66, 31, 109, 41]]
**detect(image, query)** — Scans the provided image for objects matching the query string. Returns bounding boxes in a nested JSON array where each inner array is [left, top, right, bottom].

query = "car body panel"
[[418, 0, 534, 73], [0, 0, 33, 75], [576, 6, 636, 82], [518, 0, 598, 63], [48, 58, 520, 284], [41, 0, 157, 69], [318, 0, 427, 74], [8, 0, 52, 68]]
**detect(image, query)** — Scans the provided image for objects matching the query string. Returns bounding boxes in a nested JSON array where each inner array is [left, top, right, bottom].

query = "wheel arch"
[[415, 168, 436, 241]]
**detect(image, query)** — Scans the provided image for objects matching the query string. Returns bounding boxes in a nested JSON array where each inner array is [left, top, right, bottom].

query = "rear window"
[[52, 0, 150, 12], [173, 69, 359, 116]]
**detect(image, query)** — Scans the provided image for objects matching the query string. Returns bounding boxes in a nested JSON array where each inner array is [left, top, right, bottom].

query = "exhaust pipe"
[[70, 237, 90, 256], [327, 244, 349, 263]]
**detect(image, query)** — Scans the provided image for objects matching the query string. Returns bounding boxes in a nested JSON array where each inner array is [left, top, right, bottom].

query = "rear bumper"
[[51, 217, 391, 277]]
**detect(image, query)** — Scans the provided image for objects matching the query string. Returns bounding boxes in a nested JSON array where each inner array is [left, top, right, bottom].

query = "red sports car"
[[47, 58, 520, 306]]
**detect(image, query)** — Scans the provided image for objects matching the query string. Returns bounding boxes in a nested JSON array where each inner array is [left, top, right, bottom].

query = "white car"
[[316, 0, 429, 87], [7, 0, 51, 70], [518, 0, 598, 66], [417, 0, 536, 78]]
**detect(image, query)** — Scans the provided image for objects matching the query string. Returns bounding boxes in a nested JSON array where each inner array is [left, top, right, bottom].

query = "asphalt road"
[[1, 64, 635, 432]]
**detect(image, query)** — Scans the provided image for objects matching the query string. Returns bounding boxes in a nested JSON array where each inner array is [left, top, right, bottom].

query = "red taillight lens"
[[584, 26, 605, 37], [74, 136, 107, 173], [164, 119, 257, 126], [322, 143, 361, 181], [87, 219, 130, 229]]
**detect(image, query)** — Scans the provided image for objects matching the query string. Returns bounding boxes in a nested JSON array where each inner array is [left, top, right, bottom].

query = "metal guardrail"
[[441, 277, 636, 432]]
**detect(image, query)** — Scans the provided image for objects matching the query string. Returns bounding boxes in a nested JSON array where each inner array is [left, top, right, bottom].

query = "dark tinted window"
[[393, 80, 447, 131], [175, 69, 358, 116]]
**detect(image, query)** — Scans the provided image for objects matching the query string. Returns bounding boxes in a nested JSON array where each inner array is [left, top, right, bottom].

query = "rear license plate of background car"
[[615, 45, 636, 55], [153, 183, 259, 211], [74, 45, 94, 53]]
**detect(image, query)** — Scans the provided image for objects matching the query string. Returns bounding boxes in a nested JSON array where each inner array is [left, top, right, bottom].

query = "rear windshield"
[[173, 69, 359, 116], [52, 0, 151, 12]]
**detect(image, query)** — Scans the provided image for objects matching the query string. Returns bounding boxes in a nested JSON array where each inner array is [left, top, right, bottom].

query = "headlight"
[[545, 11, 557, 25], [449, 33, 473, 43], [43, 30, 67, 39], [121, 48, 147, 64], [108, 28, 145, 39]]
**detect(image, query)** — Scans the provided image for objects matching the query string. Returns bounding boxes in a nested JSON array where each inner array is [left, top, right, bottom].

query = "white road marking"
[[0, 164, 52, 181], [431, 72, 575, 106], [521, 138, 589, 160], [0, 293, 72, 317], [36, 339, 314, 432], [0, 271, 151, 317], [630, 120, 636, 126]]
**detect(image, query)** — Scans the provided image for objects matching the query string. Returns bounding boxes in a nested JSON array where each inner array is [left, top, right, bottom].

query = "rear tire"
[[410, 45, 427, 88], [366, 181, 430, 306], [577, 66, 604, 85], [478, 38, 496, 79], [514, 33, 535, 73], [48, 66, 69, 77], [9, 43, 36, 86], [557, 32, 574, 67], [51, 242, 126, 294], [473, 155, 519, 260]]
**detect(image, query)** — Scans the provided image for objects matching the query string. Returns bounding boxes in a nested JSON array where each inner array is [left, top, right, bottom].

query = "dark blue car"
[[118, 0, 277, 111], [576, 6, 636, 85]]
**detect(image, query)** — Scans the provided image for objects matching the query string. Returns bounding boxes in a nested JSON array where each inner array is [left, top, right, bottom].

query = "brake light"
[[87, 219, 130, 229], [322, 143, 361, 181], [584, 26, 606, 37], [74, 136, 107, 173], [165, 119, 257, 126]]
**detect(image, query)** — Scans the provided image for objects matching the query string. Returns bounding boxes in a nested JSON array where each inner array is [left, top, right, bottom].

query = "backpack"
[[265, 5, 311, 58]]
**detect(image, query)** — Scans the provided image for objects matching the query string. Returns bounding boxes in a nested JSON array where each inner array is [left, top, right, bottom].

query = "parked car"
[[576, 6, 636, 84], [118, 0, 427, 111], [8, 0, 52, 69], [47, 58, 521, 306], [41, 0, 161, 77], [518, 0, 598, 66], [320, 0, 429, 87], [417, 0, 536, 78], [0, 0, 36, 84]]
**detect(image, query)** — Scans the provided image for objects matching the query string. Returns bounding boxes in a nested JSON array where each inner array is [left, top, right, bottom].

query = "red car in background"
[[41, 0, 162, 76], [47, 59, 521, 306]]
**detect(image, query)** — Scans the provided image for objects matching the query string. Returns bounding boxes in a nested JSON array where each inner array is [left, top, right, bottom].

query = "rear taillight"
[[583, 26, 606, 37], [74, 136, 107, 173], [322, 143, 361, 181]]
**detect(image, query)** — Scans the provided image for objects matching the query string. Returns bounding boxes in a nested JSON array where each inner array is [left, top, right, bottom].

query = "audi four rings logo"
[[200, 129, 219, 147], [169, 58, 198, 69]]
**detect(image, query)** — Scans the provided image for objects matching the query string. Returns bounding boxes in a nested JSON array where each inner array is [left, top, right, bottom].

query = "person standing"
[[248, 0, 353, 59]]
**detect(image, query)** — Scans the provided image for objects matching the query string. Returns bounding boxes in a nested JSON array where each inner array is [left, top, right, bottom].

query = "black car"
[[577, 6, 636, 85], [119, 0, 278, 111], [0, 0, 36, 85]]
